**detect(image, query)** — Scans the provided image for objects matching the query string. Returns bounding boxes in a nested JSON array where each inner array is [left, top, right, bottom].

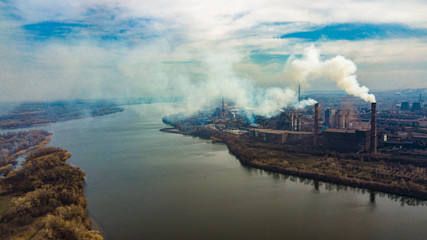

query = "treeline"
[[0, 101, 124, 129], [0, 130, 51, 176], [0, 146, 103, 239]]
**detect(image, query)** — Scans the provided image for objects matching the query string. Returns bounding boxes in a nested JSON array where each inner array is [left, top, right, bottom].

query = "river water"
[[5, 103, 427, 239]]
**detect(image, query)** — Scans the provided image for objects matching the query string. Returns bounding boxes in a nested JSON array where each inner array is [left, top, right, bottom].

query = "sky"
[[1, 0, 427, 103]]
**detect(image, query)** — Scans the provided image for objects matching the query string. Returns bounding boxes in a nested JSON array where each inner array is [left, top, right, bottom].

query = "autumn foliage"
[[0, 147, 103, 239]]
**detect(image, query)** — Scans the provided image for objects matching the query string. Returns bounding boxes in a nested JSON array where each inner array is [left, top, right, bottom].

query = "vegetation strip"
[[0, 146, 103, 239], [0, 130, 52, 176]]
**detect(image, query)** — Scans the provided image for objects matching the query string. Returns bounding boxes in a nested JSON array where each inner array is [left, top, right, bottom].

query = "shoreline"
[[9, 134, 52, 161], [1, 129, 104, 239], [90, 216, 107, 239], [0, 131, 53, 177], [239, 157, 427, 201], [159, 127, 188, 135], [161, 126, 427, 201]]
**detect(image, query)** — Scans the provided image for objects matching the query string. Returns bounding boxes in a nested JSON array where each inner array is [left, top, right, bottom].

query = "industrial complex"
[[161, 88, 427, 199], [163, 88, 427, 157]]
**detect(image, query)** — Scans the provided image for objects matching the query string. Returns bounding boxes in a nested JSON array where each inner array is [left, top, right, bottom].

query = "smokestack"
[[290, 112, 294, 131], [298, 84, 301, 102], [314, 103, 319, 147], [370, 102, 377, 153], [221, 96, 225, 117]]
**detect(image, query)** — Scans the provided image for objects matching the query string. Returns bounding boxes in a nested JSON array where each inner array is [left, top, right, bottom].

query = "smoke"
[[290, 45, 376, 103], [177, 51, 317, 119], [293, 99, 318, 109]]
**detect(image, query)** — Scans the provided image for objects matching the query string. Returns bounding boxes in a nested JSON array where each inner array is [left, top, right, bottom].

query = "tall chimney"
[[370, 102, 377, 153], [221, 96, 225, 117], [314, 103, 319, 147]]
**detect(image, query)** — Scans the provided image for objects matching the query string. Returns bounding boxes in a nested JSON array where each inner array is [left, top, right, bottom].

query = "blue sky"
[[1, 0, 427, 102], [281, 23, 427, 41]]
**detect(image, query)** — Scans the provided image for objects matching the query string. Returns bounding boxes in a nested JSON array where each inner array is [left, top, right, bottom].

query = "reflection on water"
[[239, 162, 426, 207]]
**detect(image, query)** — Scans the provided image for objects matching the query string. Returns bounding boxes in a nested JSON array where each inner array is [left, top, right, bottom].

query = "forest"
[[0, 130, 51, 176], [0, 146, 103, 239]]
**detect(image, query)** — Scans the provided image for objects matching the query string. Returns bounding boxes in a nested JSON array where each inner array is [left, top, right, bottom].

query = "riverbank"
[[0, 130, 52, 176], [9, 135, 52, 160], [0, 147, 103, 239], [159, 127, 188, 135], [0, 100, 124, 129], [164, 126, 427, 200]]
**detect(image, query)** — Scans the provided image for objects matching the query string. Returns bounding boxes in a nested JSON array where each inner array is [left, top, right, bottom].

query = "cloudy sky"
[[1, 0, 427, 102]]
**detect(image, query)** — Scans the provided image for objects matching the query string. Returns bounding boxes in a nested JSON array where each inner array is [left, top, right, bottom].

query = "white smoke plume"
[[290, 45, 376, 103], [292, 99, 318, 109], [179, 51, 316, 119]]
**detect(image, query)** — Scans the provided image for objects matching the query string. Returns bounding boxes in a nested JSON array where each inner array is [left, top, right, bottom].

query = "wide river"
[[8, 103, 427, 239]]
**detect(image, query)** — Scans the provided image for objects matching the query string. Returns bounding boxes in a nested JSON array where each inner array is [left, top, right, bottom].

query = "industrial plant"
[[161, 88, 427, 201], [163, 88, 427, 158]]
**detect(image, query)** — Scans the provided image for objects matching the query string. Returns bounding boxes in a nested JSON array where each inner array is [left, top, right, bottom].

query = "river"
[[5, 103, 427, 239]]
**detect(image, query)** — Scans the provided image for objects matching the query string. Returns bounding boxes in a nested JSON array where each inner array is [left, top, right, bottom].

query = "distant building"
[[325, 109, 336, 128], [325, 109, 350, 129], [411, 102, 421, 111], [401, 102, 410, 111], [290, 112, 301, 131]]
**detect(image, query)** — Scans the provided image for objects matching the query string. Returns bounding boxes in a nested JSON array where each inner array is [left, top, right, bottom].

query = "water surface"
[[7, 104, 427, 239]]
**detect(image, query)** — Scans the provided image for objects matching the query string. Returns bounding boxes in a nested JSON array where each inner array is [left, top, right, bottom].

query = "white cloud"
[[1, 0, 427, 103]]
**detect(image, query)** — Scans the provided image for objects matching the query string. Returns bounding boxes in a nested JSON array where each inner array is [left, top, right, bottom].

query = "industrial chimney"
[[370, 102, 377, 153], [314, 103, 319, 147]]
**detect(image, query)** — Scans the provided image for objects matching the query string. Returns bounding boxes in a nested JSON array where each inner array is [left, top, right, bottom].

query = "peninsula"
[[0, 146, 103, 239]]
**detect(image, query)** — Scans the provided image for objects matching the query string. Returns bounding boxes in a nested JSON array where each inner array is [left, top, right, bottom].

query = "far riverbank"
[[163, 126, 427, 200]]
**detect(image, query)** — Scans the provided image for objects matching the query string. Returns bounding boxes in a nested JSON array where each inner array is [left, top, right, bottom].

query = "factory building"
[[250, 103, 377, 153], [249, 129, 312, 145], [290, 112, 302, 131], [319, 103, 376, 152], [411, 102, 422, 111], [321, 129, 371, 152], [325, 109, 350, 129], [401, 102, 410, 111], [325, 109, 336, 127], [249, 129, 287, 144], [249, 127, 371, 152]]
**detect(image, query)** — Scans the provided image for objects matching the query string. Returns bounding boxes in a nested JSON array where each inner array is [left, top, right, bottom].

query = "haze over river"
[[7, 103, 427, 239]]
